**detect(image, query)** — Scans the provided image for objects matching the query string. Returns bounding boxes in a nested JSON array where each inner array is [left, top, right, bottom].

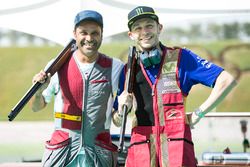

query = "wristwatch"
[[194, 108, 205, 118]]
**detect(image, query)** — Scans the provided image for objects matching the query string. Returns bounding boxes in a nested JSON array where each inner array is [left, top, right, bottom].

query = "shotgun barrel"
[[8, 39, 76, 121], [118, 46, 137, 153]]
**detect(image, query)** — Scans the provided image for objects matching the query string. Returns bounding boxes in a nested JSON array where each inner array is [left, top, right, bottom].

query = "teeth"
[[85, 43, 94, 46], [141, 37, 151, 40]]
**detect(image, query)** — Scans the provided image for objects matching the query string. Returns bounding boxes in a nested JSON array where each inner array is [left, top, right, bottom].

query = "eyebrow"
[[132, 20, 154, 29], [133, 19, 155, 28]]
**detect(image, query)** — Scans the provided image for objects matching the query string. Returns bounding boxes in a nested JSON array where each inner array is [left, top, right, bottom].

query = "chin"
[[141, 44, 154, 50], [139, 40, 153, 47], [86, 52, 96, 57]]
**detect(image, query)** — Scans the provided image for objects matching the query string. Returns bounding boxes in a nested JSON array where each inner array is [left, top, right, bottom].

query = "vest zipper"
[[81, 61, 96, 147], [81, 78, 89, 147]]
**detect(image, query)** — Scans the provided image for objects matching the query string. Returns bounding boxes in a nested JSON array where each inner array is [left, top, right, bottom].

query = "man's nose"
[[142, 27, 150, 34], [85, 34, 93, 41]]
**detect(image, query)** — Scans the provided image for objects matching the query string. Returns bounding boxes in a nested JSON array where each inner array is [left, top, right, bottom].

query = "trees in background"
[[164, 22, 250, 43], [0, 29, 55, 46], [0, 21, 250, 46], [243, 23, 250, 37]]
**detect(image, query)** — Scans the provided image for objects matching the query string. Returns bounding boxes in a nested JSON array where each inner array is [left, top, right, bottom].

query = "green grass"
[[100, 42, 131, 61], [0, 46, 62, 121], [224, 48, 250, 70], [0, 41, 250, 121]]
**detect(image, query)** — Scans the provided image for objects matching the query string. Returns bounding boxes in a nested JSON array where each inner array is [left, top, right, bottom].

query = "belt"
[[54, 112, 81, 122]]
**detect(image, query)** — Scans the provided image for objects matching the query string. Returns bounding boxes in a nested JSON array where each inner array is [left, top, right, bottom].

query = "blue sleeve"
[[113, 65, 126, 110], [178, 48, 224, 95]]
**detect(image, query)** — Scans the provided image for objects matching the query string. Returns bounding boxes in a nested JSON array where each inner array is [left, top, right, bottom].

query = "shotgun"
[[118, 46, 137, 153], [8, 39, 76, 121]]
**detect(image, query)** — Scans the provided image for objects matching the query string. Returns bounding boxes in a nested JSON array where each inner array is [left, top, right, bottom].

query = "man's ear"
[[158, 24, 163, 34], [128, 31, 134, 40]]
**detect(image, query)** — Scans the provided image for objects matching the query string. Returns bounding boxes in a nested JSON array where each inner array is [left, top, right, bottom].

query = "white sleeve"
[[41, 59, 58, 104], [104, 58, 124, 129], [112, 58, 124, 94], [42, 73, 59, 104]]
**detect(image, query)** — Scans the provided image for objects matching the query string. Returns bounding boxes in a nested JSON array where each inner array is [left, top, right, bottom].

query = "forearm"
[[30, 92, 46, 112], [199, 71, 237, 114]]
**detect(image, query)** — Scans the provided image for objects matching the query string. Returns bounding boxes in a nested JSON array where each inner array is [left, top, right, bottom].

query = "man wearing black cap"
[[31, 10, 123, 167], [115, 6, 236, 167]]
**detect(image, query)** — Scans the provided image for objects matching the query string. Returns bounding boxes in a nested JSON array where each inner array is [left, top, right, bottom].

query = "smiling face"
[[128, 18, 162, 51], [73, 20, 103, 61]]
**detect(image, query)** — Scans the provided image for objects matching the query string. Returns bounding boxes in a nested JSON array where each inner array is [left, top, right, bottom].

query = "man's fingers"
[[47, 73, 51, 78], [118, 92, 134, 115], [32, 71, 49, 84]]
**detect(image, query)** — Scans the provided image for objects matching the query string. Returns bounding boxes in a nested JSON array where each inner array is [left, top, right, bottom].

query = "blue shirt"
[[114, 48, 223, 110]]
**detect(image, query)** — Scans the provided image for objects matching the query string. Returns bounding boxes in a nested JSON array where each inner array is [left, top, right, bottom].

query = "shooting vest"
[[126, 47, 197, 167], [57, 53, 114, 147]]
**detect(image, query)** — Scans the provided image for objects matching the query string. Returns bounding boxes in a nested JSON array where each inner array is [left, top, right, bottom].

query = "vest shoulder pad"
[[166, 46, 185, 50], [97, 54, 112, 68]]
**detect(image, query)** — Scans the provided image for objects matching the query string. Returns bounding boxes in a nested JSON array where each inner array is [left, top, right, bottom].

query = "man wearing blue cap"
[[31, 10, 123, 166], [114, 6, 237, 167]]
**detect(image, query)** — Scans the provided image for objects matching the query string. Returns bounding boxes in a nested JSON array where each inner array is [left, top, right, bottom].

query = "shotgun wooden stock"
[[8, 39, 76, 121], [118, 46, 137, 153]]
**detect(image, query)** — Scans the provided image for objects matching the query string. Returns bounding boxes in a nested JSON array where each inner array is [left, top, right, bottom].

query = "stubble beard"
[[80, 40, 101, 58], [138, 33, 159, 51]]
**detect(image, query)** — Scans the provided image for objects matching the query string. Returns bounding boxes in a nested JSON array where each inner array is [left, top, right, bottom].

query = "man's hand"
[[32, 70, 51, 94], [118, 91, 133, 116], [187, 111, 202, 128]]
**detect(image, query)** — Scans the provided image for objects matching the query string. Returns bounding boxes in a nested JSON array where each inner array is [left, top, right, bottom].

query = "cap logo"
[[128, 6, 159, 30], [136, 7, 144, 15]]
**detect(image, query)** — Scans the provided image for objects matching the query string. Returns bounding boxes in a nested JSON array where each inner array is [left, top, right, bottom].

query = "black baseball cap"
[[128, 6, 159, 30], [74, 10, 103, 28]]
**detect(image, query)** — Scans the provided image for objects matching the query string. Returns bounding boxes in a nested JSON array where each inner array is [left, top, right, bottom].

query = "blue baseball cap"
[[128, 6, 159, 30], [74, 10, 103, 28]]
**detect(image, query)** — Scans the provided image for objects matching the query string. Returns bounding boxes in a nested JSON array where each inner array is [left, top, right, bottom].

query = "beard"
[[137, 33, 159, 51], [79, 40, 102, 57], [138, 39, 158, 51]]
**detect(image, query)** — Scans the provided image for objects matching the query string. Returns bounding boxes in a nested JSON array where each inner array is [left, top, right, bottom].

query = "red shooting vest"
[[57, 53, 112, 131], [126, 47, 197, 167]]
